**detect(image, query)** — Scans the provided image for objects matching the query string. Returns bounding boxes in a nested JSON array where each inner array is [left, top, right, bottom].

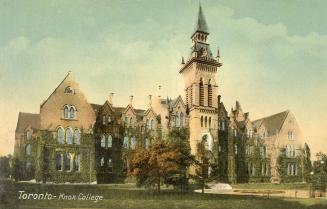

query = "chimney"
[[129, 95, 134, 106], [148, 95, 152, 107], [108, 93, 114, 105]]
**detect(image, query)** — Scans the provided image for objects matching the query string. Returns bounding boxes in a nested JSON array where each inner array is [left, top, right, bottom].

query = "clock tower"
[[179, 4, 222, 155]]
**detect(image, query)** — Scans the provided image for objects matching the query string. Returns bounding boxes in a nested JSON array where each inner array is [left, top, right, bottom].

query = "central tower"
[[179, 4, 222, 155]]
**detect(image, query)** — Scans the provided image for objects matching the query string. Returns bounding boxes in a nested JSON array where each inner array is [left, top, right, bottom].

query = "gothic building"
[[14, 4, 309, 184]]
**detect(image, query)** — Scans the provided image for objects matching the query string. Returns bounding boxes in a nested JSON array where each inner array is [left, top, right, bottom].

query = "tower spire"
[[192, 3, 209, 37]]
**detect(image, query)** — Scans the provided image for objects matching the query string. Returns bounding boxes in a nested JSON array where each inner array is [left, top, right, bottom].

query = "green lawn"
[[0, 180, 326, 209], [233, 183, 311, 190]]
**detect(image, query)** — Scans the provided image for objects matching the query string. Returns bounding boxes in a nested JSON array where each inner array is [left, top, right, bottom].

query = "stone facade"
[[13, 4, 310, 184]]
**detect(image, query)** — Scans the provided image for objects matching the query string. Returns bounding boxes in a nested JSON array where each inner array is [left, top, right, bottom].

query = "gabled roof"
[[253, 110, 290, 137], [15, 112, 40, 133]]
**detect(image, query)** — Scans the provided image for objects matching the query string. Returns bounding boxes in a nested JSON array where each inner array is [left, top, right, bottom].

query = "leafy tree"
[[0, 155, 12, 178], [165, 128, 193, 192], [128, 141, 182, 192]]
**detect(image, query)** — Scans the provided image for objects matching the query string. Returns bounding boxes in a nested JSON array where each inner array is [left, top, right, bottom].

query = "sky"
[[0, 0, 327, 157]]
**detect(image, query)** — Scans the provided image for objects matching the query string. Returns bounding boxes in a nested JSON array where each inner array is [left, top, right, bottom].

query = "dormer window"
[[64, 86, 75, 94]]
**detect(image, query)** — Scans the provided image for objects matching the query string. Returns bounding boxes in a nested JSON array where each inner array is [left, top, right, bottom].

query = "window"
[[64, 86, 74, 94], [233, 129, 237, 137], [175, 113, 180, 127], [288, 131, 294, 140], [74, 129, 81, 145], [205, 116, 207, 128], [108, 158, 113, 172], [100, 157, 104, 167], [131, 136, 136, 149], [66, 128, 73, 144], [124, 117, 128, 126], [25, 130, 31, 141], [180, 112, 184, 127], [221, 120, 225, 131], [123, 136, 129, 148], [199, 78, 204, 106], [218, 145, 221, 152], [208, 83, 212, 107], [57, 127, 64, 144], [108, 135, 113, 148], [287, 163, 297, 176], [26, 144, 32, 155], [145, 138, 150, 149], [201, 116, 203, 127], [64, 106, 69, 119], [146, 119, 149, 129], [102, 115, 106, 125], [74, 154, 81, 171], [286, 145, 296, 157], [69, 107, 75, 119], [108, 116, 111, 123], [64, 154, 71, 171], [260, 146, 266, 157], [56, 154, 62, 171], [101, 135, 106, 148], [234, 144, 238, 155], [129, 117, 133, 126]]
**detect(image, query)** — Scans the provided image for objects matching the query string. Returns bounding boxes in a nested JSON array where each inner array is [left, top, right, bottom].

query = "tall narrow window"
[[74, 129, 81, 145], [74, 154, 80, 171], [201, 116, 203, 127], [108, 158, 113, 172], [129, 117, 133, 127], [175, 114, 180, 127], [146, 119, 149, 130], [100, 157, 104, 167], [222, 120, 225, 131], [199, 78, 204, 106], [64, 154, 71, 171], [102, 115, 106, 125], [208, 81, 212, 107], [108, 135, 113, 148], [101, 135, 106, 148], [69, 107, 75, 119], [150, 119, 154, 130], [64, 106, 69, 119], [66, 128, 73, 144], [180, 112, 184, 127], [26, 144, 32, 155], [234, 144, 238, 154], [205, 116, 207, 128], [57, 127, 64, 144], [123, 136, 129, 148], [56, 154, 62, 171], [131, 136, 136, 149], [145, 138, 150, 149]]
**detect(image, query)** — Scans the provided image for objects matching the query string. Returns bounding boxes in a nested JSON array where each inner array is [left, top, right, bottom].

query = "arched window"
[[69, 106, 75, 119], [101, 135, 106, 148], [108, 116, 111, 123], [108, 158, 113, 172], [129, 117, 133, 126], [56, 153, 62, 171], [123, 136, 129, 148], [26, 144, 32, 155], [150, 119, 154, 130], [234, 144, 238, 154], [64, 106, 69, 119], [74, 129, 81, 145], [201, 116, 203, 127], [208, 117, 211, 128], [208, 80, 212, 107], [64, 153, 71, 171], [25, 130, 31, 141], [199, 78, 204, 106], [180, 112, 184, 127], [108, 135, 113, 148], [102, 115, 106, 125], [57, 127, 65, 144], [66, 128, 73, 144], [131, 136, 136, 149], [205, 116, 207, 128], [74, 154, 81, 171], [221, 120, 225, 131]]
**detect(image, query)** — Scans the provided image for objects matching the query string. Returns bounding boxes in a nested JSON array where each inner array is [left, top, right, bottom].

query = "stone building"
[[14, 4, 310, 184]]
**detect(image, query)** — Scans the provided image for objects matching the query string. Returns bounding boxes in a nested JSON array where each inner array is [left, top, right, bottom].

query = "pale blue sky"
[[0, 0, 327, 156]]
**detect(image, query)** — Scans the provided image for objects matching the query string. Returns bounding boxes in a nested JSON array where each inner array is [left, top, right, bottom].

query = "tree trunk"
[[157, 176, 161, 193]]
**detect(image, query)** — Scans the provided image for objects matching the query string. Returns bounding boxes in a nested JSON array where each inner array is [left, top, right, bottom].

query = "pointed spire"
[[194, 3, 209, 35], [181, 56, 185, 64]]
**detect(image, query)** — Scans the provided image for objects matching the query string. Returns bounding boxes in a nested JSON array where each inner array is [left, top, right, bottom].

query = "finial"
[[129, 95, 134, 105], [181, 56, 185, 64], [108, 92, 114, 104], [216, 47, 220, 61], [158, 85, 162, 98]]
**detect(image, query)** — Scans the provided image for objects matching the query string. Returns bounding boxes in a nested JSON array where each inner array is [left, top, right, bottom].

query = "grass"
[[233, 183, 311, 190], [0, 180, 326, 209]]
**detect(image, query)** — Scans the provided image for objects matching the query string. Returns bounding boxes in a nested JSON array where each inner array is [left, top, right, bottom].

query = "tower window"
[[208, 117, 211, 128], [199, 78, 204, 106], [201, 116, 203, 127], [205, 116, 207, 128], [208, 82, 212, 107]]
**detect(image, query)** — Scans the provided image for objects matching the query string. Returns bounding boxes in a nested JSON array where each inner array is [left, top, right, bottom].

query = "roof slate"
[[15, 112, 40, 133]]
